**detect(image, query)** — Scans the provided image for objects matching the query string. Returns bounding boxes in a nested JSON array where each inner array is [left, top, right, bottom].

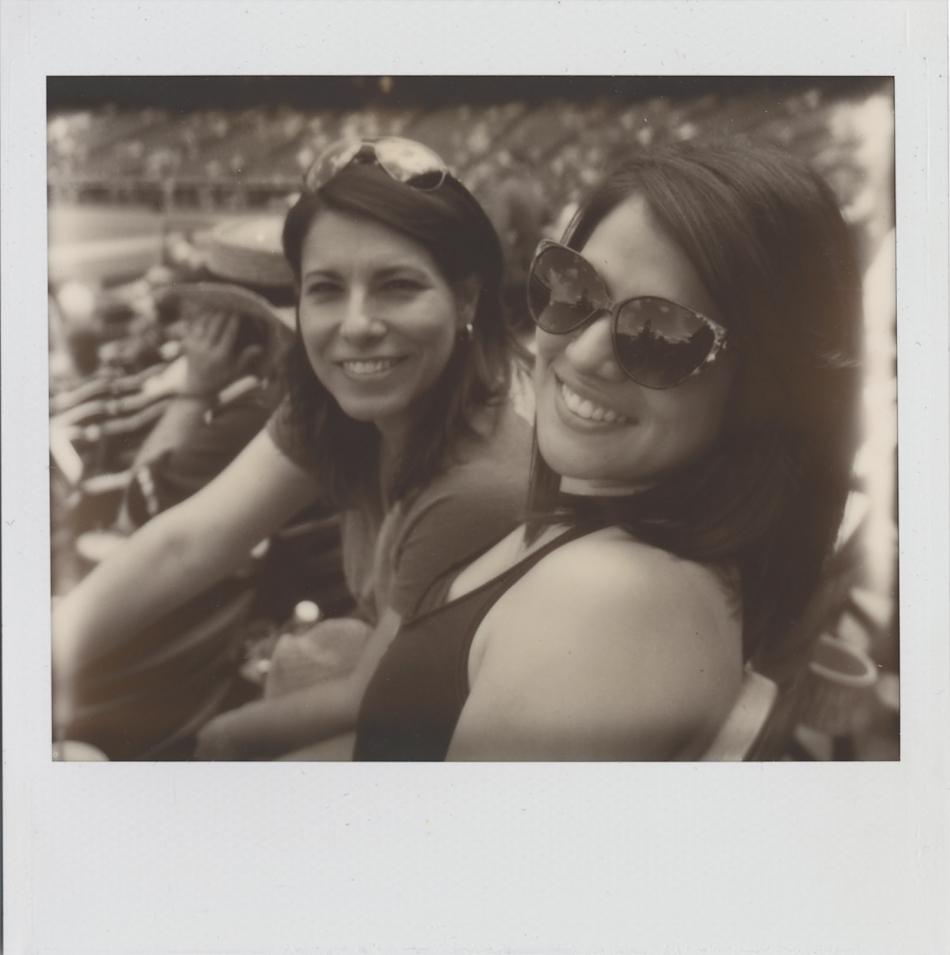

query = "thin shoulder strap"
[[500, 522, 600, 585], [409, 521, 601, 621]]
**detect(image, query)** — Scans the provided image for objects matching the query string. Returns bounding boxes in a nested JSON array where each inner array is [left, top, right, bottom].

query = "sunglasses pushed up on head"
[[303, 137, 451, 193], [527, 239, 728, 390]]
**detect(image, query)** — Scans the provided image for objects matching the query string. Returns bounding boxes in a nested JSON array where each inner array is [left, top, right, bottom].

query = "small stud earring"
[[459, 322, 475, 342]]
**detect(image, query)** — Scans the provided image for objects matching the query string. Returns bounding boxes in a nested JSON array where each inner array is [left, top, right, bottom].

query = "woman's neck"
[[374, 412, 418, 511], [375, 414, 411, 458]]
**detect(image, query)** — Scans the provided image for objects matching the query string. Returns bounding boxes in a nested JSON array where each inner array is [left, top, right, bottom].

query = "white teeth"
[[342, 358, 400, 375], [559, 381, 628, 424]]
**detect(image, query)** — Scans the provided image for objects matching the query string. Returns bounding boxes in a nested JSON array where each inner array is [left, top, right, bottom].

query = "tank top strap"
[[409, 521, 602, 622], [493, 522, 600, 589]]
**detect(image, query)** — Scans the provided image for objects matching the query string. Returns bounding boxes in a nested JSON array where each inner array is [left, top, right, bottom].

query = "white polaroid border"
[[3, 2, 948, 953]]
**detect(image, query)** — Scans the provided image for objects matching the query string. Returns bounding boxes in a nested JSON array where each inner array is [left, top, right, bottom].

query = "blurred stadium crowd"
[[47, 76, 898, 760], [48, 77, 890, 229]]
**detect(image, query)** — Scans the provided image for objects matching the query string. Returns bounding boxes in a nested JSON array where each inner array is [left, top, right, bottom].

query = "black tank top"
[[353, 524, 595, 761]]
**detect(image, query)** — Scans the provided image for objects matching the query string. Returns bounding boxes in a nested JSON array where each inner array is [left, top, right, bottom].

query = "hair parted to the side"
[[280, 163, 518, 507], [527, 139, 864, 663]]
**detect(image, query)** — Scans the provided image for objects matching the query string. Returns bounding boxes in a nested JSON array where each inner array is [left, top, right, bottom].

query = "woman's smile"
[[338, 356, 409, 378], [555, 373, 631, 427]]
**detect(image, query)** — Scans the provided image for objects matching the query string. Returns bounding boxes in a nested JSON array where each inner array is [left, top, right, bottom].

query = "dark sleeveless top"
[[353, 524, 595, 761]]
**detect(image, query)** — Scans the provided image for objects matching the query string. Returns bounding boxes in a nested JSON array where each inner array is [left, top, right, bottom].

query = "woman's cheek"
[[532, 332, 560, 387], [298, 310, 331, 356]]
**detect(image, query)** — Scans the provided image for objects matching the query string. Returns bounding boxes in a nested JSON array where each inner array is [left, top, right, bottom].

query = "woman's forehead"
[[581, 195, 720, 322], [301, 208, 440, 275]]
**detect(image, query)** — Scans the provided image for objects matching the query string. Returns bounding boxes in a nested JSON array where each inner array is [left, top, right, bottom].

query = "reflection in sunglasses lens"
[[404, 170, 446, 189], [531, 247, 604, 332], [374, 139, 446, 189], [617, 299, 716, 387], [307, 138, 447, 192]]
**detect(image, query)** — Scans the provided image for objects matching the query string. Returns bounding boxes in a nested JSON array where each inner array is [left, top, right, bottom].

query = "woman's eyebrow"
[[302, 262, 428, 281], [301, 267, 342, 281], [373, 264, 429, 280]]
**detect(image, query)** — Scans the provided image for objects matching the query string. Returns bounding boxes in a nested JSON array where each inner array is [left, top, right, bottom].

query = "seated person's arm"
[[446, 534, 744, 762], [53, 429, 320, 732], [194, 607, 404, 761], [194, 491, 450, 760], [117, 391, 274, 533], [129, 310, 262, 470]]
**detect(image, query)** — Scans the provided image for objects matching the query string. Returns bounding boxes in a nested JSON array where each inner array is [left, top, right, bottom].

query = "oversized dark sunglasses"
[[303, 136, 450, 193], [527, 240, 728, 390]]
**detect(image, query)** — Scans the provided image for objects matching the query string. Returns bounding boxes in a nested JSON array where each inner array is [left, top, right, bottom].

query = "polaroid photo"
[[2, 2, 947, 953]]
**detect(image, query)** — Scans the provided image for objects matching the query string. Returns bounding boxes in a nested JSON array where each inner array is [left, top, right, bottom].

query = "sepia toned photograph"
[[47, 74, 898, 764], [4, 2, 947, 954]]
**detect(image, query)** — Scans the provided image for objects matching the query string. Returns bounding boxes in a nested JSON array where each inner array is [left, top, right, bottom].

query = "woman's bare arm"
[[446, 533, 743, 762], [194, 608, 404, 760], [52, 429, 321, 730]]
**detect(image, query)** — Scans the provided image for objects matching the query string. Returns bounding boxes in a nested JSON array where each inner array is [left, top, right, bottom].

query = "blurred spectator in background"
[[48, 217, 333, 760], [482, 174, 552, 337], [117, 280, 294, 532], [73, 218, 298, 553]]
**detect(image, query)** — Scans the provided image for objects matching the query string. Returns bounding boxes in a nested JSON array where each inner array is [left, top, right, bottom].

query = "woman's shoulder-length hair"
[[529, 138, 865, 662], [279, 163, 518, 508]]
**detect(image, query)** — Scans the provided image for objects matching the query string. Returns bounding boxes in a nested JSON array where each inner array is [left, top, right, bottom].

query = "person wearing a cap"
[[52, 221, 308, 757], [53, 139, 533, 760], [118, 273, 296, 531]]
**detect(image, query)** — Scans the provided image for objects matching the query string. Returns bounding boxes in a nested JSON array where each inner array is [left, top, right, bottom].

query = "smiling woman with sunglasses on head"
[[52, 138, 532, 760], [349, 140, 863, 761]]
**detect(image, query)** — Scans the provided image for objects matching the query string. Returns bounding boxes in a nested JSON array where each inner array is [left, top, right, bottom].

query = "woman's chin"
[[537, 428, 624, 487], [537, 432, 661, 496], [558, 476, 650, 497], [332, 394, 402, 424]]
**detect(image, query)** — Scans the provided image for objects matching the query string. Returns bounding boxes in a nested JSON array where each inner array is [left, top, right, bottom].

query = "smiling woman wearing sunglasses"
[[348, 140, 864, 761], [52, 138, 532, 760]]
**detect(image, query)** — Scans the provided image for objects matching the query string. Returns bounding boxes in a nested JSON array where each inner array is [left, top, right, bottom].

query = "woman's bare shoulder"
[[452, 528, 743, 761], [525, 527, 738, 629]]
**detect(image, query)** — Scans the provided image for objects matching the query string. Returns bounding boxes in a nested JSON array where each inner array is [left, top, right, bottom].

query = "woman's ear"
[[454, 274, 481, 330]]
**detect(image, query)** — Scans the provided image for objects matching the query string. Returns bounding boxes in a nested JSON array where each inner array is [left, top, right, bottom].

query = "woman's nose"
[[563, 313, 624, 380], [338, 291, 385, 342]]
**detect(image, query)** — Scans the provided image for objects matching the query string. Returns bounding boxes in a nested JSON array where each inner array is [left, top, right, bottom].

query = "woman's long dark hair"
[[528, 141, 864, 662], [280, 163, 517, 507]]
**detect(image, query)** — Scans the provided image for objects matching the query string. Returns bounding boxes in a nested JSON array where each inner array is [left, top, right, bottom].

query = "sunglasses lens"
[[304, 140, 361, 191], [528, 245, 604, 333], [615, 297, 718, 388], [374, 137, 447, 190]]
